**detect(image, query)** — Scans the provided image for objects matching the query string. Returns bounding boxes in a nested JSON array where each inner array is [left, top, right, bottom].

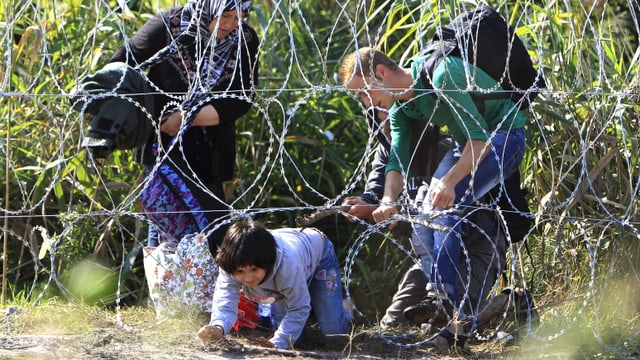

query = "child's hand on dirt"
[[197, 325, 224, 343], [254, 336, 276, 348]]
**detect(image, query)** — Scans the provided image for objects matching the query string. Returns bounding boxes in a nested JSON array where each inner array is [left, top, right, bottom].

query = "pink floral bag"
[[143, 233, 217, 318]]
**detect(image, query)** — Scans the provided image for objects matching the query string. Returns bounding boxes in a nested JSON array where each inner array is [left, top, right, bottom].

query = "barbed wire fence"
[[1, 0, 639, 354]]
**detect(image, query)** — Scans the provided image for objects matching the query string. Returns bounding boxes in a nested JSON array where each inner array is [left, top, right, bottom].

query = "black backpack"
[[420, 6, 546, 110]]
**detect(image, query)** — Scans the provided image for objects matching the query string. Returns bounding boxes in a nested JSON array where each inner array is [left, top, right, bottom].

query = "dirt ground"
[[0, 328, 515, 360], [0, 303, 526, 360], [4, 283, 639, 359]]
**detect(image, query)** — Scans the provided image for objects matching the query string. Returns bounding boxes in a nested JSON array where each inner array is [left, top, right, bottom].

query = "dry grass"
[[1, 298, 639, 359]]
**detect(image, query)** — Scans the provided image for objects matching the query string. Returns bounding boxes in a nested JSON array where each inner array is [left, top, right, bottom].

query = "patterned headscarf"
[[179, 0, 253, 40], [179, 0, 253, 109], [139, 0, 253, 113]]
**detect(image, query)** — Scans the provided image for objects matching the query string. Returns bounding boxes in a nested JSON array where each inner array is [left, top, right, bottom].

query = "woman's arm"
[[160, 23, 260, 135], [204, 23, 260, 126], [110, 9, 176, 65], [159, 105, 220, 136]]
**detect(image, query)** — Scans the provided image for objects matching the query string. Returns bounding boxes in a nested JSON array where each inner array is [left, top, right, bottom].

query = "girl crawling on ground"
[[197, 219, 352, 349]]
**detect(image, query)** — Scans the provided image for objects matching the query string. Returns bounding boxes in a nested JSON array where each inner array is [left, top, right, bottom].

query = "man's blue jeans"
[[422, 128, 525, 306]]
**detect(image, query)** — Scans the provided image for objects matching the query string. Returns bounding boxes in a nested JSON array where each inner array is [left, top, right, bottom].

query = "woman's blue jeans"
[[422, 128, 525, 306]]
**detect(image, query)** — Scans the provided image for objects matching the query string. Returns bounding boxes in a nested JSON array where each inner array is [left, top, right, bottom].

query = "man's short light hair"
[[338, 47, 399, 85]]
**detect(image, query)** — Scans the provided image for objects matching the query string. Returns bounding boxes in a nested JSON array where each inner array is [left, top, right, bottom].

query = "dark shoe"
[[403, 293, 453, 328], [477, 287, 539, 336], [501, 287, 539, 335], [475, 291, 511, 331], [424, 327, 470, 354]]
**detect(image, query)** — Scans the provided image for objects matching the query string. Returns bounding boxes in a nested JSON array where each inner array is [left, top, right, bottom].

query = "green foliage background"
[[1, 0, 639, 356]]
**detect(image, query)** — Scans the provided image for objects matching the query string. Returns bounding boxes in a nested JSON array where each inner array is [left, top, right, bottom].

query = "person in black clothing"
[[110, 0, 259, 251]]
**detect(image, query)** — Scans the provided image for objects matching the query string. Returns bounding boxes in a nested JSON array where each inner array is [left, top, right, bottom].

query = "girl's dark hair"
[[216, 219, 277, 276]]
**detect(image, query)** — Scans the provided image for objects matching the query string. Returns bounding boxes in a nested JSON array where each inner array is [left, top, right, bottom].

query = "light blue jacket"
[[210, 228, 325, 349]]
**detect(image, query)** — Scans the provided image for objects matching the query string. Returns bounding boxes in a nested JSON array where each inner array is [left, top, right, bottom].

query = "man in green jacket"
[[339, 46, 528, 350]]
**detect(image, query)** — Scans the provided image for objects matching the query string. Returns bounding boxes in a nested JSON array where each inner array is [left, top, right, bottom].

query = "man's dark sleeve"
[[360, 142, 390, 204]]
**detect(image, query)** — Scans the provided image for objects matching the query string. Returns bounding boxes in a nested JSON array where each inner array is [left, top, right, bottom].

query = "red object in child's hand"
[[233, 291, 260, 330]]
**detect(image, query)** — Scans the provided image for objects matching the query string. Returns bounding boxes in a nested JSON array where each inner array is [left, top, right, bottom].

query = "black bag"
[[420, 6, 546, 109], [70, 62, 155, 159]]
